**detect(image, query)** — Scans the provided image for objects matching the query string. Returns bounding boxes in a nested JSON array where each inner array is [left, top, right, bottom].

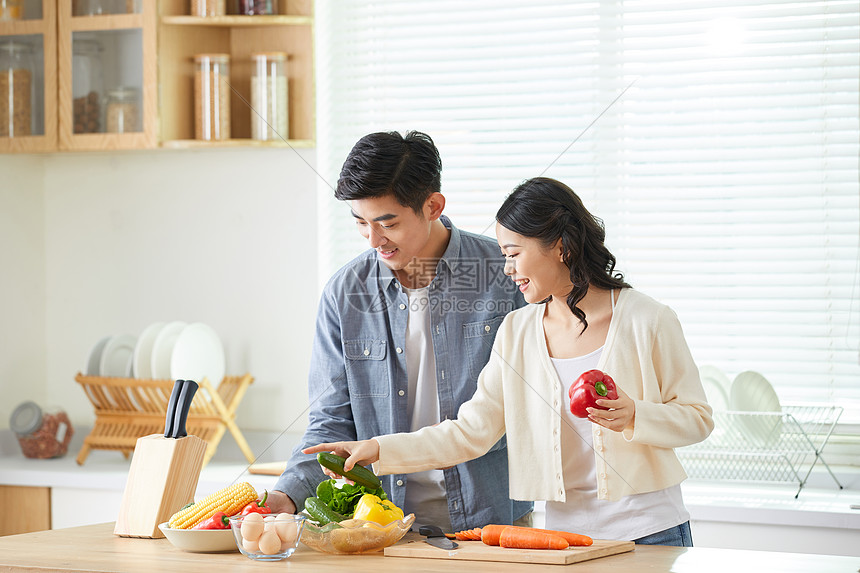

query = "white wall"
[[0, 155, 47, 427], [2, 147, 320, 436]]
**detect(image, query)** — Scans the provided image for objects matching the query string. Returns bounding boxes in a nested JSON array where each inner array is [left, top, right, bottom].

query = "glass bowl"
[[300, 513, 415, 554], [228, 513, 307, 561]]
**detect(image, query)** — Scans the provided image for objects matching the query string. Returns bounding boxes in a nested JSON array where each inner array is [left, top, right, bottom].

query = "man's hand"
[[301, 439, 381, 476], [265, 490, 297, 514]]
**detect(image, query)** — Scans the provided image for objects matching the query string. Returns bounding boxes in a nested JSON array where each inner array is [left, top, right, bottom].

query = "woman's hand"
[[302, 439, 381, 478], [588, 386, 635, 432]]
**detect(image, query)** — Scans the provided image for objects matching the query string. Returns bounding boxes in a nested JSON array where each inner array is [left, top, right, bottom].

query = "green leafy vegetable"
[[314, 478, 387, 517]]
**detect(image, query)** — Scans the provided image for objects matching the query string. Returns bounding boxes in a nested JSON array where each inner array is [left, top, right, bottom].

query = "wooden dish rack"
[[74, 373, 255, 467]]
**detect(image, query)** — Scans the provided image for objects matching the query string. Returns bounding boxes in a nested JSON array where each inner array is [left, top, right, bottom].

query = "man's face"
[[349, 194, 436, 273]]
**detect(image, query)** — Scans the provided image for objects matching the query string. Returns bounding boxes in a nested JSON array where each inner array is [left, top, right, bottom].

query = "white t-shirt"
[[403, 286, 451, 531], [546, 348, 689, 540]]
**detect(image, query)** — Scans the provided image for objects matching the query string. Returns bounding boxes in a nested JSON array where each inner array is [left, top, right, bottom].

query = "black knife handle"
[[172, 380, 198, 438], [163, 380, 183, 438], [419, 525, 446, 538]]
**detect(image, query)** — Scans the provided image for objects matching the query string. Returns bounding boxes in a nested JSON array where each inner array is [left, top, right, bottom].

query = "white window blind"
[[315, 0, 860, 421]]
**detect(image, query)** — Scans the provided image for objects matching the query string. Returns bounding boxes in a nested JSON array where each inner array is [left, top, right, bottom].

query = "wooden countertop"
[[0, 523, 858, 572]]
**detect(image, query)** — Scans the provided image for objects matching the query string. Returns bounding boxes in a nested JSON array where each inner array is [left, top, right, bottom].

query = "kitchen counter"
[[0, 523, 857, 573]]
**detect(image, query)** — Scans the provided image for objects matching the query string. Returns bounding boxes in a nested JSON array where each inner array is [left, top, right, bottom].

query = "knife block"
[[114, 433, 207, 538]]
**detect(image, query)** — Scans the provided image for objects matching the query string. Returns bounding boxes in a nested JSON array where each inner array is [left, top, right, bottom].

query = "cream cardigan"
[[375, 288, 714, 502]]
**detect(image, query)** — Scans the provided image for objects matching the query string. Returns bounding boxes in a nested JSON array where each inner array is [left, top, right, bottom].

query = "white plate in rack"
[[698, 365, 731, 412], [85, 336, 111, 376], [170, 322, 225, 385], [150, 321, 188, 380], [132, 322, 166, 379], [730, 370, 782, 447], [99, 334, 137, 377]]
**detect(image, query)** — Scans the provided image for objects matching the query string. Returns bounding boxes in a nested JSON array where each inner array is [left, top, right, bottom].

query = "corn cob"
[[168, 481, 258, 529]]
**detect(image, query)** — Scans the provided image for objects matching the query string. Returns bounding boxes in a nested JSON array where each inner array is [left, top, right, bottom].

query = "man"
[[267, 131, 531, 531]]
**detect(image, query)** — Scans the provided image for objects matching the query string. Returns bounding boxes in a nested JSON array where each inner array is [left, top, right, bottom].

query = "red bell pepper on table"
[[569, 369, 618, 418], [191, 511, 230, 530], [240, 489, 271, 516]]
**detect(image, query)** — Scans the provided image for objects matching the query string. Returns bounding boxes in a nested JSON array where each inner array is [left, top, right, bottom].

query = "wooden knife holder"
[[114, 433, 207, 538]]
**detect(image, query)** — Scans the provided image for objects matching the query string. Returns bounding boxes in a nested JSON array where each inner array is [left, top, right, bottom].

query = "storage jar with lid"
[[250, 51, 288, 141], [0, 0, 23, 21], [0, 40, 34, 137], [10, 401, 74, 459], [106, 86, 140, 133], [236, 0, 273, 15], [194, 53, 231, 140], [72, 38, 105, 133], [192, 0, 226, 17]]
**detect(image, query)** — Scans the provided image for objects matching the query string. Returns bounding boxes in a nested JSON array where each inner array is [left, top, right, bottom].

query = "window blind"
[[315, 0, 860, 421]]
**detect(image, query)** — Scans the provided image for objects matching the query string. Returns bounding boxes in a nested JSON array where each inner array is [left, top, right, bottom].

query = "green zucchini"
[[317, 452, 382, 490], [304, 496, 348, 525]]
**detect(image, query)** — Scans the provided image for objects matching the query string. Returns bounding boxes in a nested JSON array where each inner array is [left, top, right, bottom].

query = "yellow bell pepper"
[[352, 493, 404, 526]]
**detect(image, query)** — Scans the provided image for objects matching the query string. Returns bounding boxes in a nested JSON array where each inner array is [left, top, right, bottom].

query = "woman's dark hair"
[[496, 177, 630, 332], [335, 131, 442, 213]]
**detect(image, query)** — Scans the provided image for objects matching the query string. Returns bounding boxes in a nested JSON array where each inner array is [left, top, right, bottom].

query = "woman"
[[304, 177, 713, 546]]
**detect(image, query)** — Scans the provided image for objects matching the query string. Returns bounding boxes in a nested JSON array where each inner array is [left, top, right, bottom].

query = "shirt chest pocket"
[[463, 316, 506, 381], [343, 339, 389, 397]]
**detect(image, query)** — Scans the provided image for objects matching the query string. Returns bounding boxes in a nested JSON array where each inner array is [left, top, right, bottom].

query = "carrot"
[[499, 527, 568, 550], [481, 524, 593, 547], [454, 528, 483, 541], [480, 524, 507, 546]]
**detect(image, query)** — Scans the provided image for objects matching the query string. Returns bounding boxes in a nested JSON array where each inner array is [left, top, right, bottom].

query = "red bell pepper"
[[240, 489, 271, 516], [192, 511, 230, 530], [569, 369, 618, 418]]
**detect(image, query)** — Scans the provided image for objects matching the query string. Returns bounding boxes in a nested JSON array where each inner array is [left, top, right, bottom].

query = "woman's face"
[[496, 223, 572, 304]]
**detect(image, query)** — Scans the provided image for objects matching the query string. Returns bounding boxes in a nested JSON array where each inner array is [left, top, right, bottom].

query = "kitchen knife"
[[419, 524, 458, 550], [163, 379, 183, 438], [171, 379, 198, 438]]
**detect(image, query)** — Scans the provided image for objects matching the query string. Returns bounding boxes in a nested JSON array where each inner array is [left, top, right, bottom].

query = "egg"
[[274, 513, 298, 544], [242, 537, 260, 552], [258, 529, 282, 555], [240, 512, 265, 542]]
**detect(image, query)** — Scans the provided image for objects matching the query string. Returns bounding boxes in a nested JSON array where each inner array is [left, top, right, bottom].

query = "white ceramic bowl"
[[158, 522, 237, 553], [229, 513, 307, 561]]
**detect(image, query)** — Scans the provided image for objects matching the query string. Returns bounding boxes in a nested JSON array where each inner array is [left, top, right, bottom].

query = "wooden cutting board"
[[384, 538, 635, 565]]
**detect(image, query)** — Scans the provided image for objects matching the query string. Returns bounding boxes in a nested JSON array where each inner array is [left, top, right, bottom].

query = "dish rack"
[[677, 405, 843, 497], [74, 372, 255, 467]]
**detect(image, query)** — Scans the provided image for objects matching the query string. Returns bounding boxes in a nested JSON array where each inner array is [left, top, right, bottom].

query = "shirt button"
[[595, 429, 602, 436], [399, 303, 406, 310], [363, 348, 370, 356], [396, 347, 403, 353], [398, 390, 405, 397], [484, 325, 491, 332], [396, 480, 404, 486]]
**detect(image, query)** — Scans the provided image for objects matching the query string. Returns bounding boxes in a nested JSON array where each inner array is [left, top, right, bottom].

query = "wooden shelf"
[[162, 138, 314, 149], [161, 15, 313, 27]]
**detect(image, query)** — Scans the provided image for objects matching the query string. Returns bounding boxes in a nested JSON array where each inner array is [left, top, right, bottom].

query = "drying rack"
[[677, 405, 843, 498], [74, 372, 255, 467]]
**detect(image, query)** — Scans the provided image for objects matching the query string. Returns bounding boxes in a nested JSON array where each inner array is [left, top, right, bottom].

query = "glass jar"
[[191, 0, 225, 17], [10, 401, 74, 459], [0, 0, 23, 21], [194, 53, 230, 140], [72, 38, 104, 133], [250, 51, 288, 141], [237, 0, 273, 15], [106, 86, 140, 133], [0, 40, 33, 137]]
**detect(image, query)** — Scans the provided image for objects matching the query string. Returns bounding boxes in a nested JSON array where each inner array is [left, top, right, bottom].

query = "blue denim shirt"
[[274, 216, 532, 530]]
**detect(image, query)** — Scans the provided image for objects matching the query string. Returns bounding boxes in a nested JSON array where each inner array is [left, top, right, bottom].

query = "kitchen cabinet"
[[0, 0, 56, 152], [0, 485, 50, 536], [0, 0, 314, 153], [57, 0, 157, 150], [158, 0, 315, 148]]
